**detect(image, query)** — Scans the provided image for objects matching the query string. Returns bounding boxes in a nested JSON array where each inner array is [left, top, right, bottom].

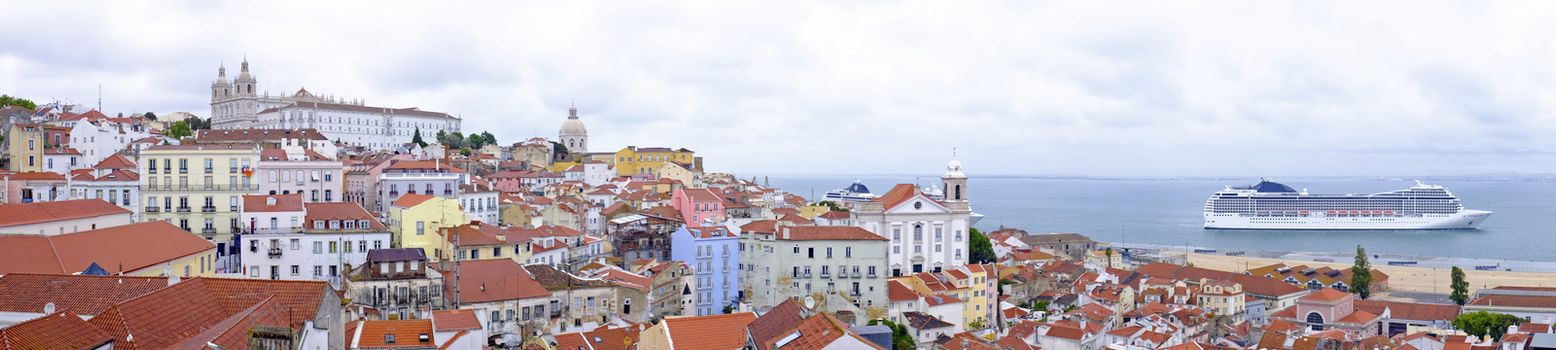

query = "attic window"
[[385, 334, 396, 344]]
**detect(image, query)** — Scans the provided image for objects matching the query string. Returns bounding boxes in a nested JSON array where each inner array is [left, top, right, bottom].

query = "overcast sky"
[[3, 1, 1555, 177]]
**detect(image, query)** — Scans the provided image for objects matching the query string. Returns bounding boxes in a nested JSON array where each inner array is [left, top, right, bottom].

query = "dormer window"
[[314, 220, 325, 229]]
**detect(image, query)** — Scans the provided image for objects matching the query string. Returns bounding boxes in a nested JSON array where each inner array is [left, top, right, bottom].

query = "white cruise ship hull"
[[1204, 210, 1492, 230]]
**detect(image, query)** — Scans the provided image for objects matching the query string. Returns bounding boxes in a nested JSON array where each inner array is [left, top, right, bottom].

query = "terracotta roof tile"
[[0, 221, 215, 275], [0, 310, 113, 350], [349, 319, 436, 349], [0, 199, 130, 228], [1303, 288, 1351, 302], [778, 226, 887, 241], [661, 312, 757, 350], [0, 274, 168, 316], [93, 153, 137, 169], [303, 202, 385, 230], [438, 259, 549, 303], [888, 280, 919, 301], [430, 309, 480, 332], [392, 193, 438, 208]]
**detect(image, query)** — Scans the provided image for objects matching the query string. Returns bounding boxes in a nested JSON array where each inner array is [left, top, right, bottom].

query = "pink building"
[[671, 188, 724, 225], [255, 149, 344, 203]]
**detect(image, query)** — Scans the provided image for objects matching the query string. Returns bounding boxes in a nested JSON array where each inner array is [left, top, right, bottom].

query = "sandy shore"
[[1182, 252, 1556, 299]]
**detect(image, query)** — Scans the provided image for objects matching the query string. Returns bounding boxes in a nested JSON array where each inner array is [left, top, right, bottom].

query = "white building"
[[209, 59, 460, 150], [460, 182, 499, 224], [238, 195, 389, 289], [583, 161, 612, 186], [558, 105, 588, 153], [853, 159, 975, 277], [739, 224, 891, 311], [255, 147, 344, 202], [68, 117, 148, 167]]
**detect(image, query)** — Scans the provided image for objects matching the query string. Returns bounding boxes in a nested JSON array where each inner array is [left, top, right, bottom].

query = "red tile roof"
[[888, 280, 919, 301], [88, 277, 329, 349], [1354, 300, 1460, 323], [1046, 324, 1086, 340], [660, 312, 757, 350], [749, 298, 808, 350], [349, 319, 436, 349], [431, 309, 481, 331], [439, 259, 550, 303], [779, 226, 887, 241], [677, 188, 721, 202], [3, 172, 65, 181], [0, 199, 130, 228], [242, 194, 304, 213], [0, 274, 169, 316], [0, 310, 113, 350], [93, 153, 137, 169], [392, 193, 438, 208], [0, 221, 215, 275], [303, 202, 385, 230], [1302, 288, 1352, 302], [761, 313, 874, 350], [554, 325, 642, 350]]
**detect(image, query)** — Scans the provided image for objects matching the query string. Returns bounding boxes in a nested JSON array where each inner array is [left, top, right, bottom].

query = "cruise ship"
[[824, 179, 876, 202], [1203, 180, 1492, 230]]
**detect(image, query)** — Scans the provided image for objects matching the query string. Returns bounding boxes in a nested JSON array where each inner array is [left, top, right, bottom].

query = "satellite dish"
[[803, 296, 815, 309]]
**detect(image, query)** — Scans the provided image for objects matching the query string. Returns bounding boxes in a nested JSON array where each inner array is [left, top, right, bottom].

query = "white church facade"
[[852, 159, 977, 276], [209, 59, 460, 150]]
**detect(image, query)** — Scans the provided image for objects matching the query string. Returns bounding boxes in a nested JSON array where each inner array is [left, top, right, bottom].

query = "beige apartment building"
[[139, 143, 260, 271]]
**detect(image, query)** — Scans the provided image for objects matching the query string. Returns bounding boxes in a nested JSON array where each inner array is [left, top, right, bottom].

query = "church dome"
[[559, 106, 587, 136], [944, 159, 966, 178]]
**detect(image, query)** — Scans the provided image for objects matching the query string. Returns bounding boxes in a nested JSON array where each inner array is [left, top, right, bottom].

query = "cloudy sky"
[[3, 1, 1555, 177]]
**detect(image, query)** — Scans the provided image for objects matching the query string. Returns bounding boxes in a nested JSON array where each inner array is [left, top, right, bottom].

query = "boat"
[[823, 179, 876, 202], [1203, 179, 1492, 230]]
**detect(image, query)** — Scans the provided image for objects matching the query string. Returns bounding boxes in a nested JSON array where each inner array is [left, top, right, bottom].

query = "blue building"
[[670, 225, 741, 315]]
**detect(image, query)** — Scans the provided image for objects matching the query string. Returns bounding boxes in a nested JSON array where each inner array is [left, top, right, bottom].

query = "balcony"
[[801, 272, 812, 278], [146, 207, 160, 213], [820, 271, 830, 278], [867, 273, 877, 279], [202, 228, 217, 234], [176, 206, 191, 213], [204, 183, 213, 190], [230, 205, 239, 212], [202, 206, 216, 213], [268, 248, 283, 258], [229, 167, 239, 173]]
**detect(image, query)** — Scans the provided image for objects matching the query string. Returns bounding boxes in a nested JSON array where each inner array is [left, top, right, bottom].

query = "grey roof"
[[367, 248, 426, 262], [903, 311, 953, 330], [1530, 333, 1556, 350]]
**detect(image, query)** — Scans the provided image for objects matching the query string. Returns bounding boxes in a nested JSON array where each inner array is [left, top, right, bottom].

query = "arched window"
[[1306, 312, 1325, 331], [913, 224, 923, 241], [955, 185, 962, 200]]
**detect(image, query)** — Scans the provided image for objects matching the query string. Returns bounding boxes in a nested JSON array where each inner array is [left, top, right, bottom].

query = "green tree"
[[167, 120, 193, 139], [1351, 245, 1372, 299], [411, 128, 428, 147], [0, 95, 37, 109], [1450, 266, 1470, 306], [1452, 311, 1524, 341], [143, 112, 157, 120], [466, 133, 484, 148], [1105, 247, 1115, 268], [480, 131, 496, 147], [969, 227, 996, 264], [865, 319, 916, 350], [551, 141, 569, 156]]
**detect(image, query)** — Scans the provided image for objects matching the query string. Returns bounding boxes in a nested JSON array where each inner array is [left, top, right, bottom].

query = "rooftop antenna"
[[96, 84, 102, 112]]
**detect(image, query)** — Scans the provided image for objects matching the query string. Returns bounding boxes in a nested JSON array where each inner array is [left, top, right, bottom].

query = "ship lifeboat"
[[1299, 210, 1309, 215]]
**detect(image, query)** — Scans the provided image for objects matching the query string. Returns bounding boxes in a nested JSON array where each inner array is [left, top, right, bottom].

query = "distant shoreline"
[[1108, 241, 1556, 273]]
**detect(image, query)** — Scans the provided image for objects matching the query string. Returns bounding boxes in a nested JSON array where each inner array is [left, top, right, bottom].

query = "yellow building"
[[612, 146, 695, 177], [546, 160, 577, 173], [1197, 278, 1246, 322], [509, 142, 552, 169], [795, 204, 831, 219], [5, 123, 46, 172], [388, 193, 469, 261], [655, 161, 695, 186], [139, 143, 259, 260]]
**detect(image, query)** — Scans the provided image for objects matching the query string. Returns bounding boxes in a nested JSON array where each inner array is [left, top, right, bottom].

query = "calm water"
[[768, 176, 1556, 262]]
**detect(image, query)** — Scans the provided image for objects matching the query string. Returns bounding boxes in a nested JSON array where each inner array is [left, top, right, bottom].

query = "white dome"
[[559, 106, 587, 136], [944, 159, 966, 178]]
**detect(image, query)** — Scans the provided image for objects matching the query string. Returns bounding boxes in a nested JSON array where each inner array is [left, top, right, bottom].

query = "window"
[[250, 266, 260, 277], [360, 240, 367, 252], [290, 265, 299, 276], [913, 224, 923, 241], [290, 239, 300, 250], [416, 221, 425, 235], [314, 265, 323, 276], [313, 242, 323, 254], [845, 247, 852, 258]]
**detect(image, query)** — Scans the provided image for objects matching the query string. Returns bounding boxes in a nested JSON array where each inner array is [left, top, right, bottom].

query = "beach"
[[1182, 252, 1556, 302]]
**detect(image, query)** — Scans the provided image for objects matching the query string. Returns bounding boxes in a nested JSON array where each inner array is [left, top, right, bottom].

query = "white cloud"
[[3, 0, 1556, 177]]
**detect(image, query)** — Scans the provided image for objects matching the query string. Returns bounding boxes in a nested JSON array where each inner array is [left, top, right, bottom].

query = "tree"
[[466, 133, 484, 148], [1351, 245, 1372, 299], [1452, 311, 1524, 341], [435, 130, 448, 144], [167, 120, 193, 139], [0, 95, 37, 110], [1105, 247, 1115, 269], [969, 227, 996, 264], [481, 131, 496, 147], [1450, 266, 1470, 306], [411, 128, 428, 147], [143, 112, 157, 120]]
